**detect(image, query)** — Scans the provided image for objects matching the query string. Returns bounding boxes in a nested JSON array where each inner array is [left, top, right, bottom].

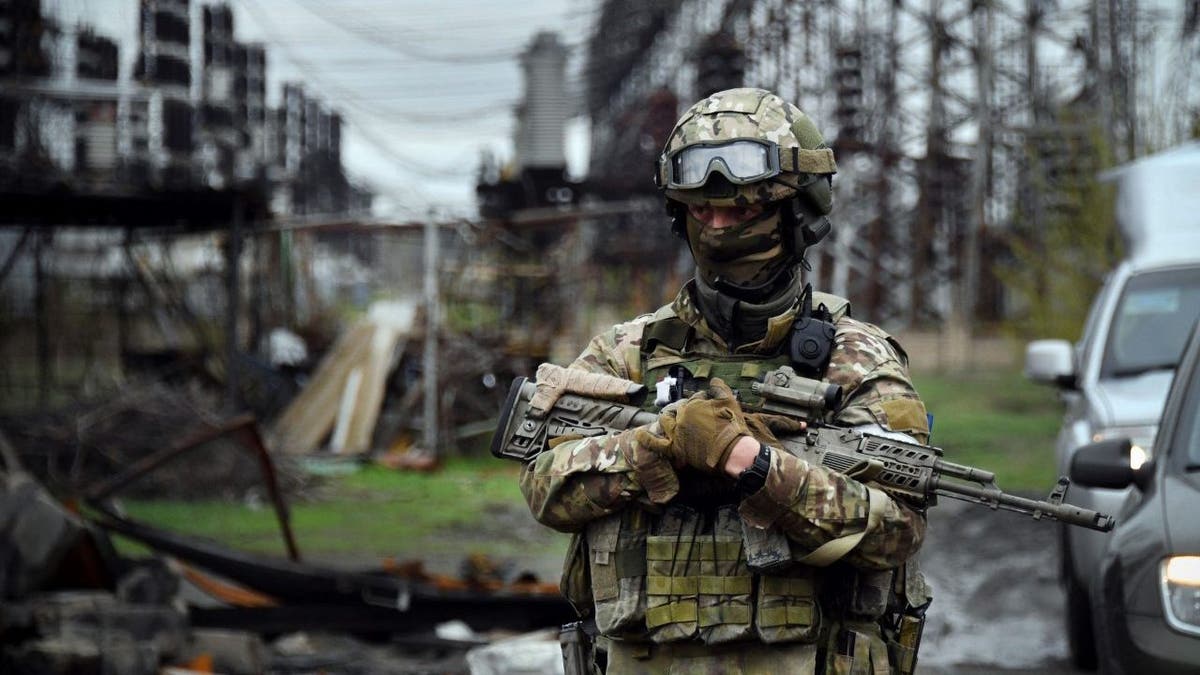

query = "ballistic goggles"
[[655, 139, 837, 190]]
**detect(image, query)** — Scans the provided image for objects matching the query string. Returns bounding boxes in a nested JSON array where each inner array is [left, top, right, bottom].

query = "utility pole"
[[422, 210, 440, 456], [915, 0, 947, 327], [34, 230, 49, 408], [225, 193, 243, 414], [964, 0, 994, 344], [1024, 0, 1047, 304]]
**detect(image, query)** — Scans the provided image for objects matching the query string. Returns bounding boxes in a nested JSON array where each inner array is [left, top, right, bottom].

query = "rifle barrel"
[[934, 479, 1115, 532]]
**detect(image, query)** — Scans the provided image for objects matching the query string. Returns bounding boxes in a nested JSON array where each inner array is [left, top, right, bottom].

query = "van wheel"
[[1065, 573, 1099, 670]]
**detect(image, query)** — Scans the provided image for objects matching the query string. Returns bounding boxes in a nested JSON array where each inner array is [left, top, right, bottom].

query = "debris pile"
[[0, 429, 574, 674], [270, 299, 520, 460], [0, 297, 571, 674], [2, 381, 309, 500]]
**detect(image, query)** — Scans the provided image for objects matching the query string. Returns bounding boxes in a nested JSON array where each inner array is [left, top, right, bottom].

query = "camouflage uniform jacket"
[[519, 282, 930, 671]]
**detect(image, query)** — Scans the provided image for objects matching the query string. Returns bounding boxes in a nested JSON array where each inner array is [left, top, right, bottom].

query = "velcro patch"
[[875, 397, 929, 437]]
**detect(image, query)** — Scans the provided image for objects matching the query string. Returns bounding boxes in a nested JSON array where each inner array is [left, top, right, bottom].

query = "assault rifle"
[[491, 364, 1115, 533]]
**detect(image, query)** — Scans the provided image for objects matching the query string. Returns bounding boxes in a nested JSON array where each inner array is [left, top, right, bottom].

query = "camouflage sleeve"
[[826, 319, 930, 444], [737, 450, 926, 570], [519, 319, 670, 532], [519, 433, 639, 533], [566, 319, 649, 380]]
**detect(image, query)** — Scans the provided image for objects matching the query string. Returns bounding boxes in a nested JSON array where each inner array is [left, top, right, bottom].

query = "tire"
[[1065, 572, 1099, 671]]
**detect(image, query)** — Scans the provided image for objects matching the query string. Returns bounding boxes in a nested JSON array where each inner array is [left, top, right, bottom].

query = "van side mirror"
[[1025, 339, 1077, 389], [1070, 438, 1154, 490]]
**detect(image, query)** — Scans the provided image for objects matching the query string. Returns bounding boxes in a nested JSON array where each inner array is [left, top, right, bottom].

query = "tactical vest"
[[575, 293, 873, 647]]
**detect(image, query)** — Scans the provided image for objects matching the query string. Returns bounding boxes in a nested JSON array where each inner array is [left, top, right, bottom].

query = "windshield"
[[1177, 346, 1200, 468], [1100, 267, 1200, 379]]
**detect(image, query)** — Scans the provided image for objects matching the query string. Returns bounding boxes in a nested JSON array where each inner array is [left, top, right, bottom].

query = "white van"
[[1025, 142, 1200, 669]]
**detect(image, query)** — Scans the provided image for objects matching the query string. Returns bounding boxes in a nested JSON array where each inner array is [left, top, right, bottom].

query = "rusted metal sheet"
[[84, 414, 300, 561]]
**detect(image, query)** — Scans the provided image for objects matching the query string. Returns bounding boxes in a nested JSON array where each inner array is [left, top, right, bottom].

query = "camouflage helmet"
[[656, 88, 838, 212]]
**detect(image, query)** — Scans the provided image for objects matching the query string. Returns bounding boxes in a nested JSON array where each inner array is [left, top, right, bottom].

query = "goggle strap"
[[781, 147, 838, 175]]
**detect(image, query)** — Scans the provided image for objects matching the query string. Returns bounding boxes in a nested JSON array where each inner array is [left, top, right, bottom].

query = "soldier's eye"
[[733, 205, 763, 220]]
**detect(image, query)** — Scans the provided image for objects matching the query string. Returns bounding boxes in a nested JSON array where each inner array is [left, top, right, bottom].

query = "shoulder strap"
[[794, 486, 887, 567], [811, 291, 851, 321]]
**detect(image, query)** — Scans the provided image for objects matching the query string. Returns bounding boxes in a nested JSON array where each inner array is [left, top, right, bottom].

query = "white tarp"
[[465, 629, 564, 675], [1103, 141, 1200, 260]]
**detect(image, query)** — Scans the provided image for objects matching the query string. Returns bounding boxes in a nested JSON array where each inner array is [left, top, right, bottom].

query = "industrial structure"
[[477, 31, 581, 217], [472, 30, 590, 366], [0, 0, 371, 411], [4, 0, 1198, 443], [577, 0, 1200, 331]]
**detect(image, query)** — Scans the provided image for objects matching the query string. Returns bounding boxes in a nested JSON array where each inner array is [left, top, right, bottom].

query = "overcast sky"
[[42, 0, 596, 219]]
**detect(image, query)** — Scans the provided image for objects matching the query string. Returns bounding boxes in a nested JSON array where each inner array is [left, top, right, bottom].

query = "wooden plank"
[[329, 366, 364, 454], [270, 321, 374, 455], [340, 300, 417, 455]]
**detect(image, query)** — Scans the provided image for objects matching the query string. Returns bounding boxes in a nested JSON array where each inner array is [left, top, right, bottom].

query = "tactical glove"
[[624, 427, 680, 504], [635, 378, 752, 474], [744, 412, 808, 447]]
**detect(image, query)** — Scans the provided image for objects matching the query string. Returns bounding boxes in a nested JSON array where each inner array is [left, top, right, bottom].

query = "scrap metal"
[[87, 505, 575, 636], [83, 413, 300, 561]]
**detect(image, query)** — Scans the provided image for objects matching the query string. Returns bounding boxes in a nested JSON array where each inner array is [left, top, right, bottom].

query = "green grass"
[[914, 368, 1063, 492], [114, 368, 1064, 560], [115, 458, 564, 564]]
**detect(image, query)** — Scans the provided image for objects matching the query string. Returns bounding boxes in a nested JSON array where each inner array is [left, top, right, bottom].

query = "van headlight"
[[1092, 425, 1156, 469], [1160, 556, 1200, 635]]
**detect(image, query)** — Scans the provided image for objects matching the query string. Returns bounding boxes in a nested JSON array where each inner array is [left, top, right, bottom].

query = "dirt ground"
[[917, 498, 1079, 674]]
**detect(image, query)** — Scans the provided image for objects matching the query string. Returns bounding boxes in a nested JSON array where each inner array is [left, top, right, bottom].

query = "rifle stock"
[[492, 366, 1115, 533], [490, 376, 656, 462]]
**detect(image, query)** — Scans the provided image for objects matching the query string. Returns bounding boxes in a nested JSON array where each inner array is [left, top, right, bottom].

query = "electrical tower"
[[583, 0, 1199, 330]]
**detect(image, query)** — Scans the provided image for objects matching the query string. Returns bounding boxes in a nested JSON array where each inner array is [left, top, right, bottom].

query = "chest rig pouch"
[[642, 283, 841, 402], [585, 508, 649, 638]]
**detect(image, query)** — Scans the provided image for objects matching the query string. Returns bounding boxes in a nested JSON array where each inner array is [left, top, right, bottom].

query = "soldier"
[[520, 87, 931, 674]]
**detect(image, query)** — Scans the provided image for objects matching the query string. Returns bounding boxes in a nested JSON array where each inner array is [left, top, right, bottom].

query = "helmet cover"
[[659, 87, 836, 210]]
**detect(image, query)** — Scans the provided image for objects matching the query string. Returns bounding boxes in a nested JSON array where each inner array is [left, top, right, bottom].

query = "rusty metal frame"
[[87, 506, 576, 635], [83, 413, 300, 561]]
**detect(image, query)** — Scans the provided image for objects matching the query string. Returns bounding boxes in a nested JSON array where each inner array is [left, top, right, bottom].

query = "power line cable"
[[235, 4, 526, 127], [346, 101, 516, 124], [293, 0, 590, 60], [300, 2, 596, 37], [236, 2, 497, 142], [234, 0, 589, 213], [233, 0, 448, 207], [292, 0, 525, 64]]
